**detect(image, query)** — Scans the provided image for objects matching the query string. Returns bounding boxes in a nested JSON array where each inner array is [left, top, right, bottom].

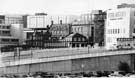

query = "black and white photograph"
[[0, 0, 135, 78]]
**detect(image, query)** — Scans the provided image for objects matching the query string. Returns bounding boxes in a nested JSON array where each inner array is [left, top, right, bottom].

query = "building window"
[[74, 38, 77, 41], [81, 27, 83, 32], [82, 38, 85, 41], [123, 29, 125, 33], [113, 29, 115, 34], [107, 29, 110, 34], [78, 28, 80, 32], [118, 29, 120, 34], [74, 28, 76, 32], [78, 38, 81, 41], [134, 28, 135, 33], [1, 39, 9, 42], [110, 29, 112, 34]]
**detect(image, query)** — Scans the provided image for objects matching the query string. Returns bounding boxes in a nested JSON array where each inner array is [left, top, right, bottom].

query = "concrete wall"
[[1, 60, 72, 74], [72, 54, 132, 73], [0, 54, 134, 75]]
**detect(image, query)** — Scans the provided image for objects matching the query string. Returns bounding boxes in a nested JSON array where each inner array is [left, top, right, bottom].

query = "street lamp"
[[81, 64, 85, 75]]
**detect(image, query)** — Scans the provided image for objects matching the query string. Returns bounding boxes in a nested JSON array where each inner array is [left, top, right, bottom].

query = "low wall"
[[0, 53, 134, 75]]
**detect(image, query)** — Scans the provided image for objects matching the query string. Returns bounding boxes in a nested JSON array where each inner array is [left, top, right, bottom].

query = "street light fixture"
[[81, 64, 85, 75]]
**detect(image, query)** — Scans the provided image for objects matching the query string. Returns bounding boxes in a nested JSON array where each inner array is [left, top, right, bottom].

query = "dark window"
[[74, 38, 77, 41], [118, 29, 120, 34], [11, 39, 18, 42], [127, 44, 130, 46], [134, 28, 135, 33], [2, 39, 9, 42]]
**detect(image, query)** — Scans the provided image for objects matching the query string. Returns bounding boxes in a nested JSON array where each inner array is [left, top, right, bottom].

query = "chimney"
[[60, 20, 62, 24], [51, 20, 54, 25]]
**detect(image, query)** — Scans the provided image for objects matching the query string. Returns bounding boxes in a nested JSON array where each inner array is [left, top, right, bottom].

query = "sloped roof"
[[62, 33, 86, 41]]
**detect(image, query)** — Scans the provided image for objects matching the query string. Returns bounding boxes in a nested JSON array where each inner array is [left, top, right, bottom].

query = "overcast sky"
[[0, 0, 134, 15]]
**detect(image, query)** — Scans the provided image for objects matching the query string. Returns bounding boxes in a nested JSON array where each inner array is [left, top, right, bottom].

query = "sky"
[[0, 0, 135, 15]]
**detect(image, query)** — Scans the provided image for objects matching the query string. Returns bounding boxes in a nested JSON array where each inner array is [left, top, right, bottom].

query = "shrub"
[[118, 61, 131, 74]]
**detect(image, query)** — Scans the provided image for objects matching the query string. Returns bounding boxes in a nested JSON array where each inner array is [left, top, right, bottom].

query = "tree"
[[118, 61, 131, 73]]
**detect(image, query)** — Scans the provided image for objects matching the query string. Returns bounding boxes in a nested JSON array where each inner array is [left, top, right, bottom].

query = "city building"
[[0, 15, 5, 24], [10, 24, 24, 45], [74, 10, 106, 45], [63, 33, 88, 47], [4, 15, 24, 25], [26, 13, 48, 28], [50, 15, 80, 24], [25, 27, 51, 48], [71, 24, 91, 38], [25, 13, 79, 28], [0, 24, 19, 50], [105, 8, 135, 50], [49, 23, 72, 38], [0, 15, 26, 52], [117, 3, 135, 8], [93, 11, 106, 45]]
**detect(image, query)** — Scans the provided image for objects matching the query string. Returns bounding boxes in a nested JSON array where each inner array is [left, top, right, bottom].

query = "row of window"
[[107, 29, 120, 34], [73, 37, 85, 41], [117, 38, 135, 41], [107, 29, 126, 34], [0, 31, 10, 36], [73, 27, 83, 33], [0, 38, 19, 42], [52, 31, 68, 36], [0, 25, 10, 29]]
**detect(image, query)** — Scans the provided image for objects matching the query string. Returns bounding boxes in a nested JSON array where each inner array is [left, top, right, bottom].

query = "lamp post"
[[81, 64, 85, 75], [88, 45, 90, 53]]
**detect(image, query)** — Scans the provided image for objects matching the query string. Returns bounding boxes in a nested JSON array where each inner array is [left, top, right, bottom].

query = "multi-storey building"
[[50, 15, 80, 24], [93, 11, 106, 45], [26, 14, 79, 28], [117, 3, 135, 9], [73, 10, 106, 45], [71, 24, 92, 38], [105, 8, 135, 50], [4, 15, 23, 25], [26, 13, 48, 28], [49, 23, 72, 38], [0, 15, 25, 51], [0, 24, 19, 49]]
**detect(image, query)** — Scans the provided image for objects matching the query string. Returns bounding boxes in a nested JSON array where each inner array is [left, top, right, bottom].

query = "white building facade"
[[105, 8, 135, 50], [0, 24, 19, 48], [27, 14, 79, 28]]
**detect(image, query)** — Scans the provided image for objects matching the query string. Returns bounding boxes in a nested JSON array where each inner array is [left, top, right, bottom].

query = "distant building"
[[71, 24, 91, 38], [0, 15, 5, 24], [118, 3, 135, 8], [49, 23, 72, 38], [93, 11, 106, 45], [25, 27, 51, 48], [0, 24, 19, 50], [76, 10, 106, 45], [25, 13, 79, 28], [10, 24, 24, 45], [50, 15, 80, 24], [105, 8, 135, 50], [4, 15, 24, 24], [26, 14, 48, 28], [63, 33, 88, 47]]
